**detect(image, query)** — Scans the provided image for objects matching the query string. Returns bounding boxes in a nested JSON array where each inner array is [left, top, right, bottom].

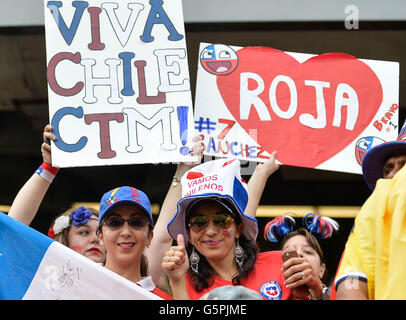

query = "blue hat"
[[99, 186, 153, 224], [167, 158, 258, 243], [362, 120, 406, 190]]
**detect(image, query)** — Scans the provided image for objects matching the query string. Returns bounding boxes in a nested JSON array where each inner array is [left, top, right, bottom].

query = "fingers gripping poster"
[[44, 0, 196, 167], [194, 43, 399, 174]]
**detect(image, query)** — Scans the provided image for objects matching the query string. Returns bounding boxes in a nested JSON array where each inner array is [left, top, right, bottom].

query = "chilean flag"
[[0, 212, 161, 300]]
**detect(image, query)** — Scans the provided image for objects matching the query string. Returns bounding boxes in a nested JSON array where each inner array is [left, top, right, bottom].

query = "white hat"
[[167, 158, 258, 243]]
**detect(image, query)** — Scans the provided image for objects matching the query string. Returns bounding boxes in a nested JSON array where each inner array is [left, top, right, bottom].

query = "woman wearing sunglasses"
[[95, 134, 204, 299], [96, 186, 173, 299], [8, 123, 203, 298], [163, 158, 297, 300]]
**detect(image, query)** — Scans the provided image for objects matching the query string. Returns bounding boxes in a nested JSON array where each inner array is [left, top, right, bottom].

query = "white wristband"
[[35, 162, 59, 183], [35, 167, 56, 183]]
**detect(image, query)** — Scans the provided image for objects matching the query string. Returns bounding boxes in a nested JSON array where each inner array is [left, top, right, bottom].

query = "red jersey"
[[186, 250, 297, 300], [152, 287, 173, 300], [137, 276, 173, 300]]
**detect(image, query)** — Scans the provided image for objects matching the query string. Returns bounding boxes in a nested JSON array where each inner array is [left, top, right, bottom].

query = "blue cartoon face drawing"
[[200, 44, 239, 75], [355, 136, 385, 165]]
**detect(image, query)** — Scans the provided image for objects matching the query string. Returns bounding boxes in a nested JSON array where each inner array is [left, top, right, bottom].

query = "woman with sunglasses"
[[94, 132, 203, 298], [96, 186, 173, 298], [9, 124, 203, 294], [163, 158, 298, 300]]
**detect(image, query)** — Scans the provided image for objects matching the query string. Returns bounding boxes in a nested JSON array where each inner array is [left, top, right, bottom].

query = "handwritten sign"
[[0, 211, 161, 300], [43, 0, 196, 167], [24, 241, 162, 300], [194, 43, 399, 174]]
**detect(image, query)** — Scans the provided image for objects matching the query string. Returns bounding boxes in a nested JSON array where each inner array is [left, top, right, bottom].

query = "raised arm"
[[8, 124, 59, 225], [245, 151, 279, 218], [146, 136, 203, 285]]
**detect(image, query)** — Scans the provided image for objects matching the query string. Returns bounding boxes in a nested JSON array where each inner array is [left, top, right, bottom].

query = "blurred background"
[[1, 0, 405, 284]]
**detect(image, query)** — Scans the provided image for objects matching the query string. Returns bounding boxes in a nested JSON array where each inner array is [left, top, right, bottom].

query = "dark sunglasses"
[[188, 214, 234, 232], [102, 215, 148, 229]]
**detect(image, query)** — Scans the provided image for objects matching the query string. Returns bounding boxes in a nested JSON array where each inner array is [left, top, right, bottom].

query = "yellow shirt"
[[335, 164, 406, 299]]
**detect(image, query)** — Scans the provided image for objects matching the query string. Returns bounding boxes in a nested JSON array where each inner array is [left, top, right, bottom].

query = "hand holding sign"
[[44, 0, 196, 168], [253, 150, 280, 178], [41, 124, 57, 165]]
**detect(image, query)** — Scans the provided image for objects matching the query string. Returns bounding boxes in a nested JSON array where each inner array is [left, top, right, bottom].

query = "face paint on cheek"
[[70, 245, 83, 253], [223, 228, 233, 238]]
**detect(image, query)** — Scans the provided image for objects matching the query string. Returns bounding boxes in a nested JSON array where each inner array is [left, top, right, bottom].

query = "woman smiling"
[[97, 186, 171, 299], [163, 158, 297, 300]]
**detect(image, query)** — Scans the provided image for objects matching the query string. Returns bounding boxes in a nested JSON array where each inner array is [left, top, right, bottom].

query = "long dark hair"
[[186, 234, 258, 292], [140, 225, 153, 277]]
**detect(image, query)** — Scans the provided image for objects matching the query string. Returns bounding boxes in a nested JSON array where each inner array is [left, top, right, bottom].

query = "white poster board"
[[194, 42, 399, 174], [44, 0, 196, 167]]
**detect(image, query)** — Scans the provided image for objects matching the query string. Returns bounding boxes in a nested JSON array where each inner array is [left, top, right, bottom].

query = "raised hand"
[[161, 234, 190, 299], [281, 254, 324, 298], [253, 150, 280, 178], [161, 234, 189, 282], [41, 124, 57, 164]]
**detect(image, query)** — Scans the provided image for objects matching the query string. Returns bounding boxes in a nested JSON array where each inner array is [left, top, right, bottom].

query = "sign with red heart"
[[194, 43, 399, 174]]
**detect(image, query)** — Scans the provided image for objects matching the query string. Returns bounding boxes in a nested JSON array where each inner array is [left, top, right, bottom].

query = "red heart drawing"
[[216, 47, 383, 168]]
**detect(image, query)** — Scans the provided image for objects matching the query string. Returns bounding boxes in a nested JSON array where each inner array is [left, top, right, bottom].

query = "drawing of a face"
[[200, 44, 239, 75], [355, 136, 385, 165]]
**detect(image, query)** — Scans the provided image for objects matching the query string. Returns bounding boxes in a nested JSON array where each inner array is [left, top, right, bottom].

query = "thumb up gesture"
[[162, 234, 189, 282]]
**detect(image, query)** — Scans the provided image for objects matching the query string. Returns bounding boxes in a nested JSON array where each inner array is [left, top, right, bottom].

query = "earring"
[[190, 246, 200, 274], [234, 238, 245, 270]]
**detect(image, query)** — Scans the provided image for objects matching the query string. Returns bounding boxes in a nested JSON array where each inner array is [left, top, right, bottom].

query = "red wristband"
[[35, 161, 60, 183], [40, 161, 60, 175]]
